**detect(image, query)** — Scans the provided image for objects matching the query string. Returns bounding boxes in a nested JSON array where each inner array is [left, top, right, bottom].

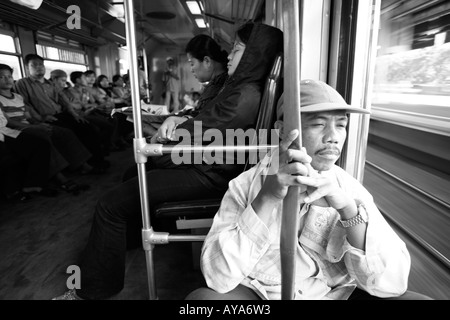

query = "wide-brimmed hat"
[[277, 80, 370, 119]]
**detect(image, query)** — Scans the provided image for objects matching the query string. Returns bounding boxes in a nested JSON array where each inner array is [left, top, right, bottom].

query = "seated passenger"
[[186, 80, 432, 301], [13, 55, 109, 172], [50, 69, 111, 166], [62, 71, 115, 154], [129, 34, 229, 139], [84, 71, 133, 149], [0, 63, 89, 193], [96, 74, 133, 149], [52, 22, 283, 300], [84, 71, 115, 114], [97, 75, 129, 109], [0, 107, 54, 199], [111, 74, 131, 105], [63, 71, 98, 118]]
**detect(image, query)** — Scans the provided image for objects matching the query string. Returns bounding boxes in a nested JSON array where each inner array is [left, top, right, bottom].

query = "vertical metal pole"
[[123, 0, 157, 300], [280, 0, 303, 300], [354, 0, 380, 182]]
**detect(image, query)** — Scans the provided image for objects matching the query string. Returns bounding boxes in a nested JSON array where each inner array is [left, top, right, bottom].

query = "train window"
[[0, 34, 16, 53], [372, 0, 450, 136], [35, 31, 88, 82], [35, 44, 88, 81], [0, 33, 23, 78]]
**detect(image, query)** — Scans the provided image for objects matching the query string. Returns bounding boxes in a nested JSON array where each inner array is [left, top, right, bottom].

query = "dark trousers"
[[0, 141, 21, 195], [85, 111, 115, 153], [53, 112, 106, 166], [4, 132, 50, 189], [77, 162, 229, 300]]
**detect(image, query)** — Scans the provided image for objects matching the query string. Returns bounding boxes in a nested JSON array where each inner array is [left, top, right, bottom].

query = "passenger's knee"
[[185, 287, 221, 300], [398, 290, 434, 300], [95, 193, 117, 220]]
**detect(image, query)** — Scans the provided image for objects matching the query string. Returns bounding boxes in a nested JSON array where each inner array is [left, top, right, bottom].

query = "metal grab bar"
[[280, 0, 303, 300], [124, 0, 291, 300]]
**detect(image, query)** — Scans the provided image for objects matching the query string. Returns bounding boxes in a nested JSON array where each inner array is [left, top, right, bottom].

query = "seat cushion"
[[154, 198, 222, 219]]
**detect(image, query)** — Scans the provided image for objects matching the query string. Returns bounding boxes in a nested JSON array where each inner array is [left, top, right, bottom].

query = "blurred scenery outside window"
[[373, 0, 450, 127]]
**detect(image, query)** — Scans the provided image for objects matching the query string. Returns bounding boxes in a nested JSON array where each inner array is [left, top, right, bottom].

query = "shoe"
[[52, 289, 83, 300], [30, 187, 59, 197], [60, 181, 90, 195], [6, 191, 32, 203]]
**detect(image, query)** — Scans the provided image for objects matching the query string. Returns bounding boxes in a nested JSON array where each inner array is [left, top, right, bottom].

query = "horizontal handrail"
[[136, 141, 278, 158], [141, 229, 206, 248]]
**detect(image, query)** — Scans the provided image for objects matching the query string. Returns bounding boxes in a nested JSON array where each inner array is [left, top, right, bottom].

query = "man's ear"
[[203, 56, 212, 67]]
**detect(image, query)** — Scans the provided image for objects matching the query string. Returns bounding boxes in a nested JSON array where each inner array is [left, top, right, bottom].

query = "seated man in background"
[[111, 74, 131, 106], [187, 80, 433, 300], [85, 70, 133, 149], [0, 63, 90, 193], [62, 71, 115, 153], [14, 54, 109, 173]]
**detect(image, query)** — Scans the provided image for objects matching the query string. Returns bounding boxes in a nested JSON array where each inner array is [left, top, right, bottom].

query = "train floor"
[[0, 146, 205, 300]]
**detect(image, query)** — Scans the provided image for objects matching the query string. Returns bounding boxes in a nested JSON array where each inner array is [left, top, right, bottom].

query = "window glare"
[[0, 54, 22, 79], [0, 34, 16, 53]]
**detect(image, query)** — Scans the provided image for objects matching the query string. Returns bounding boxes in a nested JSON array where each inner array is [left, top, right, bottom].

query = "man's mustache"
[[315, 147, 341, 156]]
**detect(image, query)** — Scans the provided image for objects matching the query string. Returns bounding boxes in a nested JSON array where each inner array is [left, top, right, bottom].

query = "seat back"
[[154, 53, 283, 222], [245, 53, 283, 171]]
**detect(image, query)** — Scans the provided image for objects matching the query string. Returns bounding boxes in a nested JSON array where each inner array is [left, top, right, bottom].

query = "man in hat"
[[187, 80, 432, 300], [163, 56, 180, 113]]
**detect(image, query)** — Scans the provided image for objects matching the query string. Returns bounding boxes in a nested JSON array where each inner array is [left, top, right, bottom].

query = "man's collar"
[[29, 76, 49, 84]]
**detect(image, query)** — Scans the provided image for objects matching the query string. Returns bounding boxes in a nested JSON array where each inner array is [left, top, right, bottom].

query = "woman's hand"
[[152, 116, 188, 143]]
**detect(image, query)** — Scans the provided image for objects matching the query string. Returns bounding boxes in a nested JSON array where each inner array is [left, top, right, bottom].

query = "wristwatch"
[[339, 203, 368, 228]]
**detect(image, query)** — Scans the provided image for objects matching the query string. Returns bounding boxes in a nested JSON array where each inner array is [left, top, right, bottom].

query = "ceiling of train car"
[[0, 0, 264, 50], [126, 0, 265, 49]]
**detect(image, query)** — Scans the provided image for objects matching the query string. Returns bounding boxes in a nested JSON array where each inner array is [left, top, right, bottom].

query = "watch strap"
[[339, 213, 365, 228]]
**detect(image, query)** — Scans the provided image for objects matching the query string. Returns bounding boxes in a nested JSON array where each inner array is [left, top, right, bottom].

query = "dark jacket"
[[153, 23, 283, 187]]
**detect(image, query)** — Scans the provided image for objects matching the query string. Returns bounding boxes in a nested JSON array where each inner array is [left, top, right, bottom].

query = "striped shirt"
[[201, 151, 411, 300], [0, 93, 28, 139], [0, 110, 7, 142]]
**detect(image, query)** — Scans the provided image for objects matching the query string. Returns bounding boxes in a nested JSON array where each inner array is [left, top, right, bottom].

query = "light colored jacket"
[[201, 151, 411, 300]]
